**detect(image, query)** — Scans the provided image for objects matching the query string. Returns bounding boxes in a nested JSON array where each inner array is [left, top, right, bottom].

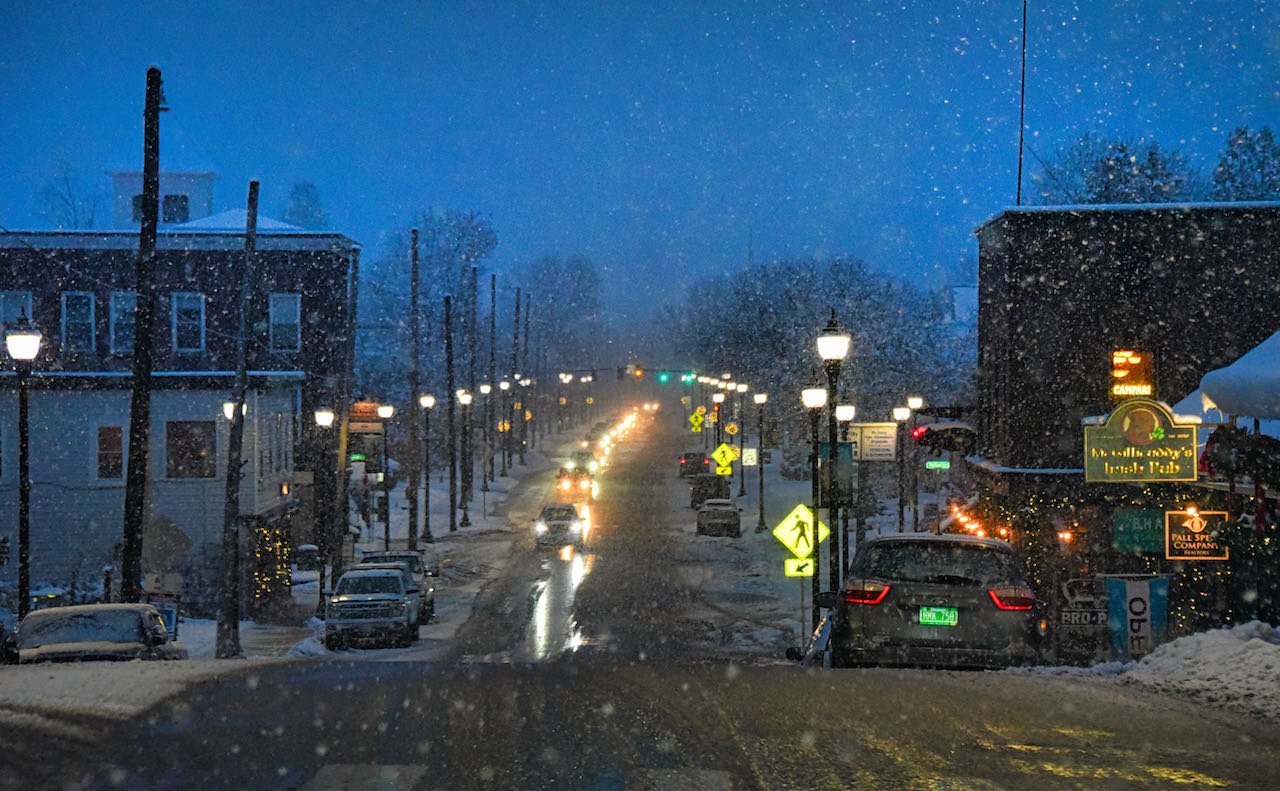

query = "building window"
[[171, 292, 205, 352], [97, 426, 124, 479], [166, 421, 216, 479], [110, 291, 137, 354], [61, 292, 95, 353], [162, 194, 190, 223], [1, 291, 33, 329], [131, 195, 144, 223], [269, 293, 301, 352]]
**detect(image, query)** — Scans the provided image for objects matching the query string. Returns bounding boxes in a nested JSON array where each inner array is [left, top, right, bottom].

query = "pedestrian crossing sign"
[[711, 443, 736, 467], [771, 504, 829, 559]]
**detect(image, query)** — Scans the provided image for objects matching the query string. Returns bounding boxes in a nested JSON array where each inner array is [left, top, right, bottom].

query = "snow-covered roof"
[[0, 227, 359, 253], [173, 209, 303, 232], [1199, 330, 1280, 420], [976, 200, 1280, 235]]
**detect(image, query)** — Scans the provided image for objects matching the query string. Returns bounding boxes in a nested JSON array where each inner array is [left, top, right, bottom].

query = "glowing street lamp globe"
[[377, 403, 395, 420], [801, 388, 827, 410]]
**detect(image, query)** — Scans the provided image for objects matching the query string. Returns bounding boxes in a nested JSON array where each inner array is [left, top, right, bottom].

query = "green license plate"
[[919, 606, 958, 627]]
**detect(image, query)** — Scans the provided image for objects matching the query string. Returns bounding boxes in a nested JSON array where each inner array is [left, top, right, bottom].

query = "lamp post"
[[800, 385, 827, 637], [907, 395, 924, 532], [498, 379, 511, 476], [479, 383, 492, 491], [735, 383, 749, 496], [835, 403, 856, 570], [893, 405, 911, 533], [753, 392, 768, 532], [6, 312, 41, 619], [517, 377, 530, 465], [419, 394, 436, 542], [312, 407, 335, 615], [458, 391, 473, 527], [376, 403, 395, 549], [816, 311, 852, 592]]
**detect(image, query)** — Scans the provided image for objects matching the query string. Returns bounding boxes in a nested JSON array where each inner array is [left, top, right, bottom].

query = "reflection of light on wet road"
[[526, 547, 596, 660]]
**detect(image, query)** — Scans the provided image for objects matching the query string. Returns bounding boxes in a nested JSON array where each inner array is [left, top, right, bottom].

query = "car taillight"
[[988, 586, 1036, 610], [842, 580, 891, 605]]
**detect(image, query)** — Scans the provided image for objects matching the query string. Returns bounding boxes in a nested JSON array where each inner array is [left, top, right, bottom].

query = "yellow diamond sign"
[[771, 504, 829, 559], [711, 443, 736, 467], [689, 413, 704, 427]]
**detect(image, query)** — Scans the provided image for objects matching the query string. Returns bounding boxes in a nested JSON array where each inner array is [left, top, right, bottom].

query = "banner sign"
[[1106, 577, 1169, 661], [1084, 399, 1197, 482], [1165, 509, 1229, 561]]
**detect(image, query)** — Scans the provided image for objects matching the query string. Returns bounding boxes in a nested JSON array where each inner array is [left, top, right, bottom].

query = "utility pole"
[[121, 66, 164, 603], [508, 288, 520, 472], [445, 295, 457, 532], [487, 273, 496, 484], [463, 265, 477, 503], [518, 291, 530, 465], [216, 180, 258, 659], [407, 229, 421, 551]]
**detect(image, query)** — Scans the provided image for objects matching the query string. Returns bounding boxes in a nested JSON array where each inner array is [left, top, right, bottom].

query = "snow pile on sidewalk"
[[1026, 621, 1280, 721], [1120, 621, 1280, 721]]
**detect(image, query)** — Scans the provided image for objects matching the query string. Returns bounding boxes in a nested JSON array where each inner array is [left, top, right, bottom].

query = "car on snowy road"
[[822, 533, 1047, 669], [324, 568, 420, 649], [2, 603, 188, 664], [695, 498, 742, 537], [534, 503, 587, 548]]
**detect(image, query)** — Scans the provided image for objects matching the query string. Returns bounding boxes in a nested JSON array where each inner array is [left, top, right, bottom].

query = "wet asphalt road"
[[5, 415, 1279, 789]]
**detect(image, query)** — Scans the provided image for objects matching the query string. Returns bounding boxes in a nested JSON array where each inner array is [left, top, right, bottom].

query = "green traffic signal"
[[658, 371, 670, 384]]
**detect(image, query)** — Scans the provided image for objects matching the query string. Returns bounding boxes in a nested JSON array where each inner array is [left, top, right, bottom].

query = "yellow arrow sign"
[[715, 464, 732, 476], [691, 425, 702, 433], [771, 504, 830, 559], [784, 557, 815, 577], [711, 443, 736, 467]]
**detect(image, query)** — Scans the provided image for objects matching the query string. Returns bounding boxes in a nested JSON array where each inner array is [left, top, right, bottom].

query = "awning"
[[1200, 331, 1280, 419]]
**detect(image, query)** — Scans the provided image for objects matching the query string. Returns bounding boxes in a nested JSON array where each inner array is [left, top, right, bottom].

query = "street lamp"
[[835, 403, 856, 570], [457, 391, 473, 527], [419, 394, 436, 542], [735, 383, 748, 496], [499, 379, 512, 476], [6, 311, 40, 619], [313, 406, 335, 428], [816, 311, 851, 591], [711, 391, 726, 447], [517, 378, 530, 465], [376, 403, 395, 549], [479, 383, 492, 491], [800, 385, 827, 634], [312, 407, 336, 614], [907, 396, 924, 532], [753, 392, 768, 532], [893, 405, 912, 533]]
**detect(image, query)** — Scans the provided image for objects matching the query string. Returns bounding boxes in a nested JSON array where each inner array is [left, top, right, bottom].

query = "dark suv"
[[678, 451, 710, 477], [823, 533, 1047, 669]]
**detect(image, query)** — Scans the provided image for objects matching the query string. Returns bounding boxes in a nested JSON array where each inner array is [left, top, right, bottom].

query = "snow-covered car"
[[822, 533, 1047, 669], [324, 568, 420, 649], [696, 498, 741, 537], [346, 560, 431, 626], [3, 603, 187, 664], [679, 451, 710, 477], [534, 504, 586, 548]]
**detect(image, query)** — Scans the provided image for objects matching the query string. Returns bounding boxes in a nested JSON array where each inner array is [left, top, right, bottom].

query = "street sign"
[[715, 464, 732, 476], [696, 405, 707, 415], [691, 425, 702, 433], [771, 504, 830, 559], [784, 558, 815, 577], [725, 422, 739, 435], [742, 448, 758, 466], [705, 411, 718, 424], [349, 421, 383, 434], [711, 443, 736, 467], [855, 423, 898, 461], [689, 413, 704, 427], [924, 459, 951, 470]]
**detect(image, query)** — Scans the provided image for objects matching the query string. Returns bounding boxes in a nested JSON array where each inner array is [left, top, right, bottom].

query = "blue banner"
[[1106, 577, 1169, 661]]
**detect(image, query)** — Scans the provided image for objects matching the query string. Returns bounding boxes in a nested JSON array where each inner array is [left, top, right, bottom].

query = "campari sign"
[[1084, 399, 1197, 483]]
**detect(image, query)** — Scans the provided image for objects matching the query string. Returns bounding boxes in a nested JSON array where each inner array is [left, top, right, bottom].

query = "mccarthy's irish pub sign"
[[1084, 399, 1197, 483]]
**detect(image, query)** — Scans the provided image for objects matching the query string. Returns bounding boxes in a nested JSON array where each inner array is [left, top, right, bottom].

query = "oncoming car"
[[822, 533, 1047, 669], [534, 503, 587, 548]]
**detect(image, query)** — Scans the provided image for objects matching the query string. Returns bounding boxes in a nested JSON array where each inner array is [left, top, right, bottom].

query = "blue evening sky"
[[1, 2, 1277, 321]]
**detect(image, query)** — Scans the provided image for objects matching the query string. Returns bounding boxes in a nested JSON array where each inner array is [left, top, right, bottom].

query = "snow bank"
[[1023, 622, 1280, 721]]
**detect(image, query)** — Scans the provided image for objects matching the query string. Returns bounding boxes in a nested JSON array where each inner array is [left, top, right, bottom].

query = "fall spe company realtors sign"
[[1084, 399, 1198, 483]]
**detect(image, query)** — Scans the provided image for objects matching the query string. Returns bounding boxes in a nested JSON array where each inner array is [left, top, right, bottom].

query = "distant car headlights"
[[535, 521, 548, 534], [588, 461, 599, 472]]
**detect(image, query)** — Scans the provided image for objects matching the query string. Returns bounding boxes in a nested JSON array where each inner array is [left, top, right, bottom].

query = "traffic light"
[[657, 371, 670, 384], [913, 422, 977, 457], [633, 367, 645, 379], [681, 372, 695, 384]]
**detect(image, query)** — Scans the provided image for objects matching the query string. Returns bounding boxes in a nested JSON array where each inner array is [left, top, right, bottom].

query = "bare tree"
[[38, 159, 104, 229]]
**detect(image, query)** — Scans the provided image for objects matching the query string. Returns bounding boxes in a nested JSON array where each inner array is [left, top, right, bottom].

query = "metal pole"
[[382, 425, 391, 550], [16, 363, 31, 620], [911, 416, 921, 533], [737, 393, 747, 497], [756, 400, 766, 532], [422, 406, 432, 542], [897, 424, 905, 533], [809, 408, 821, 635], [840, 421, 851, 568], [459, 401, 472, 527], [445, 295, 457, 532], [825, 362, 840, 592], [407, 229, 420, 551]]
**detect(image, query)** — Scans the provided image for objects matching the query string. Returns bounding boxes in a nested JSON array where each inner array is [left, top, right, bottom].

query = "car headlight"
[[588, 461, 599, 471], [559, 479, 571, 490], [535, 521, 548, 534], [570, 520, 582, 533]]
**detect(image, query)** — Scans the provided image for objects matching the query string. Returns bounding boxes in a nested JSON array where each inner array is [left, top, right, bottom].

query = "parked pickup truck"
[[324, 568, 420, 649]]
